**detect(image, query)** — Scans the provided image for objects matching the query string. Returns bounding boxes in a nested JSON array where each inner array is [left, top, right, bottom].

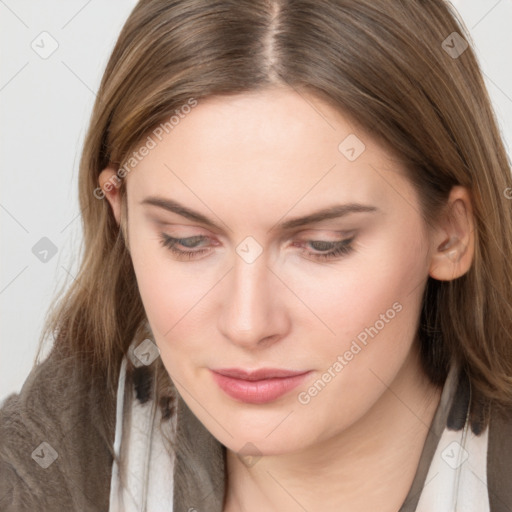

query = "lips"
[[213, 367, 309, 380], [210, 367, 312, 404]]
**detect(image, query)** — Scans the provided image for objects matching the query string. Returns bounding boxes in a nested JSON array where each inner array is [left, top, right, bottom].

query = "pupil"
[[182, 237, 201, 248]]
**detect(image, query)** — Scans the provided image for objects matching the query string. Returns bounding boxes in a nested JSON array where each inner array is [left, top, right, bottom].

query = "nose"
[[217, 248, 290, 350]]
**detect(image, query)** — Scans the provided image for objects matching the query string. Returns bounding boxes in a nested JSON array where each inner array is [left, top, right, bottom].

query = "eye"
[[159, 234, 211, 260], [298, 238, 355, 261], [158, 233, 355, 261]]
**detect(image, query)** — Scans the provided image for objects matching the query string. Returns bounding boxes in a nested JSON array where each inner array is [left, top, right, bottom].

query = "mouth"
[[210, 367, 312, 404]]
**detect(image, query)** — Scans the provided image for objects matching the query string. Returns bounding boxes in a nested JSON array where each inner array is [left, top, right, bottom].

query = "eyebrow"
[[140, 196, 378, 232]]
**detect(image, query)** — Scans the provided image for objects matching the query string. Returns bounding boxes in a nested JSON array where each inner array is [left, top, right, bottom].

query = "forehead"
[[138, 89, 375, 163], [126, 88, 412, 226]]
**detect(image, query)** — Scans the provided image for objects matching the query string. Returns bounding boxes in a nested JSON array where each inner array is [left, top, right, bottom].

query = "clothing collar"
[[109, 335, 489, 512]]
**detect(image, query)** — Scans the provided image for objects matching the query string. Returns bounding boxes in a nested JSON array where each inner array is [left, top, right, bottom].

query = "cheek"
[[132, 258, 204, 342], [293, 226, 430, 406], [289, 238, 428, 435], [128, 227, 223, 377], [291, 223, 428, 346], [128, 227, 194, 339]]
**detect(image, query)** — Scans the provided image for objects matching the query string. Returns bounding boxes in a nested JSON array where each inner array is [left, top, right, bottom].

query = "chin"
[[200, 404, 315, 456]]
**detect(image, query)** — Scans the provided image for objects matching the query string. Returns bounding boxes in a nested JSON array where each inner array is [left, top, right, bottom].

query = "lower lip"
[[210, 371, 312, 404]]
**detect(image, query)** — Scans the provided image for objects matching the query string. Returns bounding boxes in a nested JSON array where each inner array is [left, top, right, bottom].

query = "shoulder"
[[487, 402, 512, 511], [0, 345, 117, 511]]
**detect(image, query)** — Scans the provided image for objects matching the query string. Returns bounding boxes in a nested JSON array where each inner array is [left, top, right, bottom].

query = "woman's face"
[[119, 87, 437, 455]]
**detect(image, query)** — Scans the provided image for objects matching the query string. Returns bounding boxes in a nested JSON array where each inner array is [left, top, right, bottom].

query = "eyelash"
[[158, 234, 355, 261]]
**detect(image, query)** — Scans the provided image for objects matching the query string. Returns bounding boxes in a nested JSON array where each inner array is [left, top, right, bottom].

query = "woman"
[[2, 0, 512, 511]]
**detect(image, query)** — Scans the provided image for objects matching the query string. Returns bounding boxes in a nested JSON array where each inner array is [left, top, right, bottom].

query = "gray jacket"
[[1, 345, 512, 511]]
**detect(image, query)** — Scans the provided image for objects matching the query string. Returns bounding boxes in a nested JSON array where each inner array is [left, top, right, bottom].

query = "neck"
[[223, 345, 443, 512]]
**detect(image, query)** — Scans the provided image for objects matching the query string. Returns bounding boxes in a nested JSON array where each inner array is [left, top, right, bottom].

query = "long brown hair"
[[37, 0, 512, 453]]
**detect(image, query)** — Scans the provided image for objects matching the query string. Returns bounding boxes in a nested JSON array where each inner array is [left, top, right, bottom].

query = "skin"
[[99, 87, 474, 511]]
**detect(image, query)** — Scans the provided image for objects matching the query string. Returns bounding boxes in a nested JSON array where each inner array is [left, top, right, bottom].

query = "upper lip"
[[211, 368, 310, 381]]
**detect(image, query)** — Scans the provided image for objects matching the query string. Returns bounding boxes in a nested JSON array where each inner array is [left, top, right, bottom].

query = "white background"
[[1, 0, 511, 402]]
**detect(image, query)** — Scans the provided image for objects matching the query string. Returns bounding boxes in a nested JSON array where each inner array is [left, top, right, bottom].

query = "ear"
[[428, 185, 475, 281], [98, 166, 122, 225]]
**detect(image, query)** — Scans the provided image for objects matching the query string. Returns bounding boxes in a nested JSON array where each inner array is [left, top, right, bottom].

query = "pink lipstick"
[[210, 367, 312, 404]]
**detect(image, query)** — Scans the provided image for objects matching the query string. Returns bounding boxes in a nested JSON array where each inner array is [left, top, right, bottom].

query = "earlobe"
[[98, 166, 122, 225], [428, 186, 475, 281]]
